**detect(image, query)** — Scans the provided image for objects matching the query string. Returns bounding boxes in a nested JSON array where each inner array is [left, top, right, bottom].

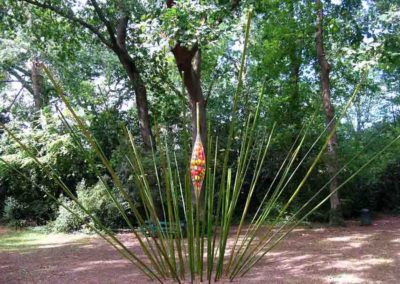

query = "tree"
[[15, 0, 153, 149], [315, 0, 344, 226], [165, 0, 241, 146]]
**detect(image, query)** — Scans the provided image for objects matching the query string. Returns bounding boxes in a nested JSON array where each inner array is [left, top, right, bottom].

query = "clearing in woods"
[[0, 215, 399, 284]]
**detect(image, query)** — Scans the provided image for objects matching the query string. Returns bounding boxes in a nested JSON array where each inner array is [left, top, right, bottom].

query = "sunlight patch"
[[326, 273, 365, 284], [390, 238, 400, 244], [325, 234, 374, 242], [331, 257, 393, 272]]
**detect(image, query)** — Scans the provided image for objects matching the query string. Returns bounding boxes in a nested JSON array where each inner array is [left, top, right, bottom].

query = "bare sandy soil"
[[1, 215, 399, 284]]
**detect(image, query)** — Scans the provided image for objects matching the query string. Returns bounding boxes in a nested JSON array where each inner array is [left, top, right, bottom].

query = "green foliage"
[[0, 0, 398, 226], [2, 197, 27, 227], [2, 19, 394, 280], [0, 0, 400, 281], [49, 196, 81, 233], [0, 113, 95, 225], [157, 2, 228, 48], [49, 179, 125, 233]]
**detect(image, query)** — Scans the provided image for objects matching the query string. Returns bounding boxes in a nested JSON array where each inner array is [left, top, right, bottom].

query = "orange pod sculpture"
[[190, 102, 205, 200]]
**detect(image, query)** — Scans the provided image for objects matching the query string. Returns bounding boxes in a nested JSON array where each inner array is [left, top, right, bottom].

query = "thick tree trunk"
[[171, 45, 206, 146], [31, 59, 47, 111], [166, 1, 206, 147], [315, 0, 344, 226]]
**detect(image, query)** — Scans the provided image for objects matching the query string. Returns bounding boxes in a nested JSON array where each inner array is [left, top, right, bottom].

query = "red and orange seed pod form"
[[190, 102, 205, 200]]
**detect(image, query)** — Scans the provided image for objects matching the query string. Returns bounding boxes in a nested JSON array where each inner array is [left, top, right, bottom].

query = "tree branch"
[[205, 78, 216, 107], [116, 16, 129, 50], [6, 87, 24, 111], [18, 0, 113, 48], [12, 65, 31, 77], [8, 68, 34, 95], [88, 0, 117, 47]]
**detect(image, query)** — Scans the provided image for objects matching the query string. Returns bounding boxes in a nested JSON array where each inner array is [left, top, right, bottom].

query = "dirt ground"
[[1, 215, 399, 284]]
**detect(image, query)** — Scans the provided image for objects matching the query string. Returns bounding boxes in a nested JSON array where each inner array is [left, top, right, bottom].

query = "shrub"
[[49, 179, 125, 232], [0, 112, 97, 226], [49, 197, 83, 233], [2, 197, 27, 227]]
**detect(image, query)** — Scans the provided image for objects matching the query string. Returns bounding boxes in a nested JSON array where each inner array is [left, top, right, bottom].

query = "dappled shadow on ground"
[[0, 234, 147, 284], [238, 216, 400, 283], [1, 215, 399, 283]]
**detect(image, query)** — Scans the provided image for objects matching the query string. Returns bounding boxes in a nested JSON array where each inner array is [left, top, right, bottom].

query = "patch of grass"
[[0, 227, 90, 252]]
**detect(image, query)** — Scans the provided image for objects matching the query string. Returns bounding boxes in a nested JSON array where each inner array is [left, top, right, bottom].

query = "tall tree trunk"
[[315, 0, 344, 226], [112, 5, 153, 151], [116, 51, 153, 151], [285, 1, 301, 129], [288, 1, 301, 108], [288, 47, 301, 125], [31, 59, 47, 112]]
